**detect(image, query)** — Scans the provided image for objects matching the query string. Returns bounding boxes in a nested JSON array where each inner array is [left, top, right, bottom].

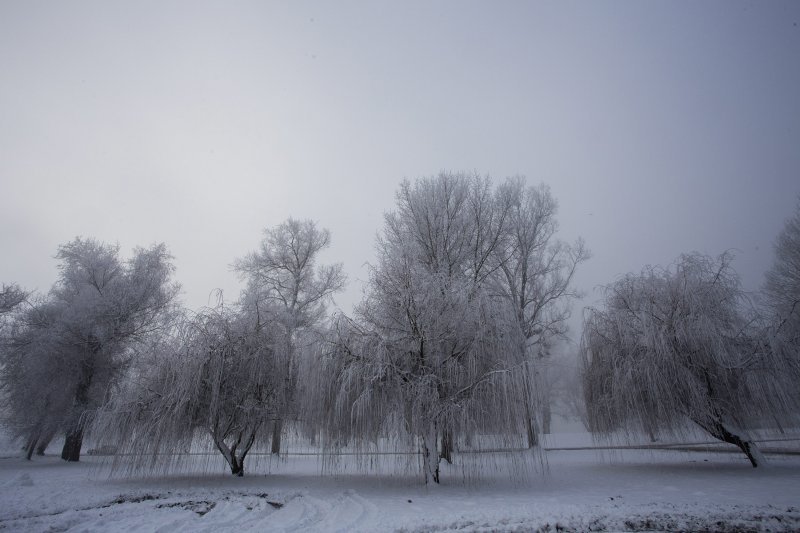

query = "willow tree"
[[581, 253, 799, 467], [764, 199, 800, 373], [95, 304, 280, 476], [319, 173, 531, 484]]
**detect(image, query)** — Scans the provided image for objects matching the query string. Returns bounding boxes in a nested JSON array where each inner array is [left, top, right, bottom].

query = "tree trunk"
[[542, 398, 552, 435], [212, 429, 254, 477], [61, 346, 97, 462], [694, 418, 762, 468], [235, 428, 258, 477], [36, 429, 56, 456], [25, 434, 39, 461], [695, 373, 762, 468], [271, 419, 283, 455], [439, 428, 453, 464], [229, 456, 244, 477], [522, 363, 538, 447], [61, 426, 84, 462], [715, 426, 761, 468], [421, 426, 440, 484]]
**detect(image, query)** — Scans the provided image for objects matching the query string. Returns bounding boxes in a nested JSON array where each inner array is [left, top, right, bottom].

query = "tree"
[[495, 179, 589, 445], [581, 253, 799, 467], [0, 238, 179, 461], [235, 218, 346, 454], [95, 304, 279, 476], [319, 173, 531, 484], [764, 198, 800, 366], [0, 284, 27, 316], [1, 300, 72, 459]]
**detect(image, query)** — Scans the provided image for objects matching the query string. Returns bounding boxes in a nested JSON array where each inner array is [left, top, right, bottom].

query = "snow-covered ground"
[[1, 431, 799, 532]]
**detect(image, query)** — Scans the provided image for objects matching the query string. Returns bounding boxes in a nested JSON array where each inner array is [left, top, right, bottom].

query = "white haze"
[[2, 1, 799, 342]]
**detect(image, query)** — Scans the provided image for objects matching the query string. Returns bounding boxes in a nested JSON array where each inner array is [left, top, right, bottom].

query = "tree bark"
[[542, 398, 551, 435], [61, 426, 84, 462], [271, 419, 283, 455], [212, 430, 249, 477], [229, 456, 244, 476], [439, 428, 453, 464], [522, 363, 538, 447], [421, 426, 440, 484], [695, 372, 762, 467], [25, 434, 39, 461], [36, 429, 56, 456], [61, 343, 98, 462], [694, 418, 762, 468]]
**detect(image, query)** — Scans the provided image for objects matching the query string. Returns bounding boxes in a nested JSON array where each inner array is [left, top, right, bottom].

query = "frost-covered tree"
[[0, 238, 179, 461], [581, 253, 800, 467], [235, 218, 346, 454], [95, 304, 279, 476], [495, 179, 589, 445], [1, 300, 71, 459], [0, 284, 27, 316], [498, 180, 588, 353], [319, 173, 531, 484], [764, 199, 800, 365]]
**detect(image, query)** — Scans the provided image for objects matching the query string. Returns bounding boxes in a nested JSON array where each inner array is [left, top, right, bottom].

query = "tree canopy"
[[581, 252, 800, 467]]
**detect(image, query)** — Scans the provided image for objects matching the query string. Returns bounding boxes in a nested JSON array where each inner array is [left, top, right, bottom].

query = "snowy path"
[[1, 447, 800, 532]]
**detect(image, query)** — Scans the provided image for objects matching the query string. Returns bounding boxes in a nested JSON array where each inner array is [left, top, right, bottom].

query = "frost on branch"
[[581, 252, 800, 467], [0, 284, 27, 316]]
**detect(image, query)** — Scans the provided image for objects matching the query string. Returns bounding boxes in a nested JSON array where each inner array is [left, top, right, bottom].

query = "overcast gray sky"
[[2, 1, 799, 343]]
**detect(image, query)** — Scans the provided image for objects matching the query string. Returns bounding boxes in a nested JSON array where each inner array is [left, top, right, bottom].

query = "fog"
[[2, 1, 799, 342]]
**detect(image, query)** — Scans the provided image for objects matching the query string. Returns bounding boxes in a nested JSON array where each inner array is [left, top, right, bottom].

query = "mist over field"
[[1, 1, 799, 531]]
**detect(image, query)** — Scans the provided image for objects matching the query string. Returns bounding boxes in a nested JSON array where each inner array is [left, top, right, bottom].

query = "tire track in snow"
[[265, 490, 329, 531], [266, 489, 380, 532]]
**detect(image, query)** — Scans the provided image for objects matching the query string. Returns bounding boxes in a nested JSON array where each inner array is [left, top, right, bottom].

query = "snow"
[[1, 432, 799, 532]]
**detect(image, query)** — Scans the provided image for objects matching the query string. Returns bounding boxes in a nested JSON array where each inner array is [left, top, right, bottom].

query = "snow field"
[[1, 441, 800, 532]]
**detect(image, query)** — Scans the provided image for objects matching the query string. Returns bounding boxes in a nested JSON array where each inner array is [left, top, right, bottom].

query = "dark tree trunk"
[[61, 342, 98, 462], [212, 427, 258, 477], [525, 407, 538, 447], [439, 429, 453, 464], [694, 418, 761, 468], [522, 365, 538, 447], [234, 429, 257, 477], [542, 399, 552, 435], [61, 426, 85, 462], [422, 427, 440, 484], [229, 457, 244, 477], [695, 372, 761, 467], [25, 434, 39, 461], [36, 429, 56, 456], [271, 419, 283, 455], [714, 425, 760, 468]]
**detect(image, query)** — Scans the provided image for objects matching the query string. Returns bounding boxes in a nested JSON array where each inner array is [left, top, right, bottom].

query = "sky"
[[1, 1, 799, 344]]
